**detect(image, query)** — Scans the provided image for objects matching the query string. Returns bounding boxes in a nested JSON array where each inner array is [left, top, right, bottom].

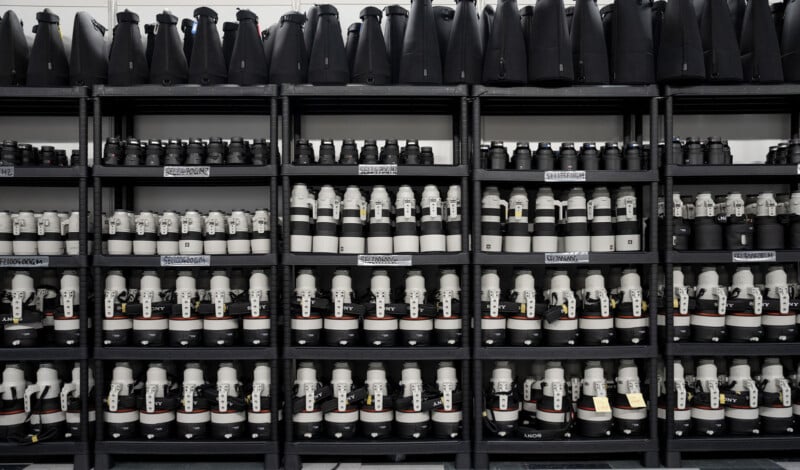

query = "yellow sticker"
[[673, 298, 679, 308], [360, 208, 367, 218], [561, 304, 568, 314], [719, 394, 726, 405], [593, 396, 611, 413], [642, 301, 648, 312], [366, 395, 373, 406], [611, 298, 617, 309], [515, 206, 522, 218], [626, 393, 646, 408], [520, 304, 526, 314]]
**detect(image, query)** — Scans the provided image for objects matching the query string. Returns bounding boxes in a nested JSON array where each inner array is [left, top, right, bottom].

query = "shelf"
[[477, 437, 656, 454], [667, 250, 800, 264], [96, 440, 278, 455], [473, 169, 657, 183], [286, 347, 468, 360], [93, 85, 277, 115], [94, 254, 276, 268], [93, 165, 275, 180], [668, 164, 799, 180], [666, 84, 800, 114], [2, 166, 84, 180], [282, 165, 468, 178], [283, 252, 468, 266], [668, 436, 800, 452], [475, 345, 655, 360], [0, 255, 86, 268], [285, 439, 468, 455], [667, 342, 800, 357], [0, 347, 87, 361], [0, 441, 87, 456], [281, 85, 468, 115], [281, 84, 468, 98], [0, 86, 88, 116], [473, 85, 658, 116], [95, 347, 276, 361], [473, 252, 657, 266]]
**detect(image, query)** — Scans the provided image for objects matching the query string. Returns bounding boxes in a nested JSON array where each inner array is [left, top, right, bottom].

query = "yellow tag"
[[673, 298, 678, 308], [642, 301, 648, 312], [719, 394, 726, 405], [561, 304, 568, 314], [520, 304, 526, 314], [366, 395, 372, 406], [31, 435, 38, 443], [515, 206, 522, 218], [122, 303, 127, 314], [626, 393, 646, 408], [12, 318, 19, 325], [611, 298, 617, 309], [360, 208, 367, 218], [593, 396, 611, 413]]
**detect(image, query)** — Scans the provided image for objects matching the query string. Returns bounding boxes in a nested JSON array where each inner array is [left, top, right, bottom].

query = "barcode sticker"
[[358, 164, 398, 176], [357, 254, 413, 266], [544, 252, 590, 264], [544, 170, 586, 182], [593, 396, 611, 413], [160, 255, 211, 266], [0, 256, 48, 267], [732, 251, 776, 263], [163, 166, 211, 178]]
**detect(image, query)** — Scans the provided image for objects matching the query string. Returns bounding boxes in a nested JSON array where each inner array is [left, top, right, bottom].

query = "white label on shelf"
[[732, 251, 776, 263], [357, 254, 413, 266], [0, 256, 49, 267], [544, 170, 586, 182], [163, 166, 211, 178], [0, 166, 15, 177], [160, 255, 211, 267], [797, 163, 800, 175], [358, 164, 398, 176], [544, 252, 590, 264]]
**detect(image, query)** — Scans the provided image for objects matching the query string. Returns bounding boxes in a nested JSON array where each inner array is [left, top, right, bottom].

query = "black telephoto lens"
[[145, 140, 163, 166], [535, 142, 555, 170], [382, 140, 400, 164], [683, 137, 704, 165], [512, 142, 532, 170], [361, 140, 380, 164], [580, 142, 600, 170], [558, 142, 578, 170], [601, 142, 621, 170], [623, 142, 642, 170], [340, 140, 359, 165], [294, 139, 315, 165], [318, 139, 336, 165], [487, 141, 508, 170]]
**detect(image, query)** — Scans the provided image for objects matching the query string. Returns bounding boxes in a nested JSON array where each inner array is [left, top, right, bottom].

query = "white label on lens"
[[161, 255, 211, 266], [0, 256, 48, 267], [357, 254, 413, 266], [544, 170, 586, 182], [544, 252, 590, 264], [358, 164, 398, 176], [163, 166, 211, 178], [0, 166, 14, 177], [732, 251, 776, 263]]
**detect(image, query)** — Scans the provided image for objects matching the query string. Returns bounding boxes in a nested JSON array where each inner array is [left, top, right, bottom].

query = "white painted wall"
[[0, 0, 790, 214]]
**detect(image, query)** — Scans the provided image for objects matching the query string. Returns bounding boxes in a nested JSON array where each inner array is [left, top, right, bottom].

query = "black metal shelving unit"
[[90, 85, 280, 470], [0, 86, 91, 469], [471, 85, 661, 468], [662, 84, 800, 467], [280, 84, 471, 470]]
